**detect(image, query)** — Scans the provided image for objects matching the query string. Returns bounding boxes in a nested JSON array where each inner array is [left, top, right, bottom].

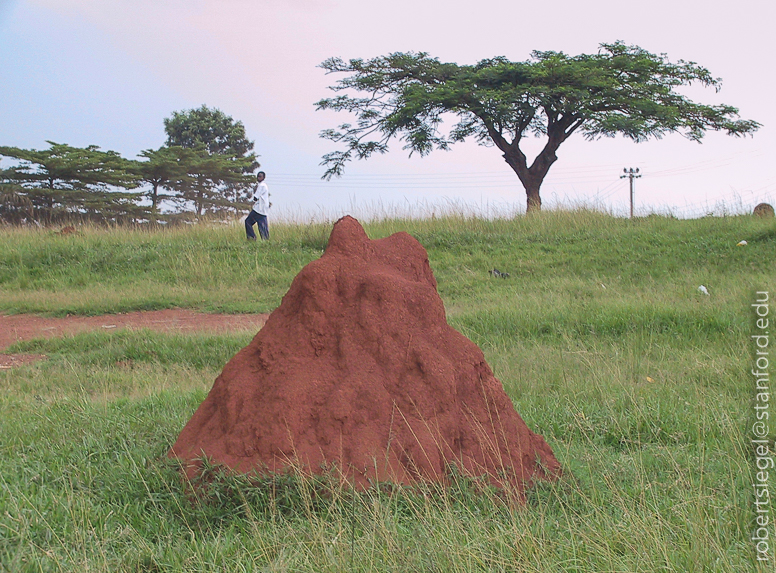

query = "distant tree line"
[[0, 105, 259, 225]]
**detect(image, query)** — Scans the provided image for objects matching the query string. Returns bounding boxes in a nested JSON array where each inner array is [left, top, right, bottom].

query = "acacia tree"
[[0, 142, 142, 223], [133, 145, 192, 221], [317, 42, 760, 211], [175, 147, 257, 216], [164, 105, 258, 215]]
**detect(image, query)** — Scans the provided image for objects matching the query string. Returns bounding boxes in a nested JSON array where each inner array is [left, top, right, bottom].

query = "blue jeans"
[[245, 210, 269, 240]]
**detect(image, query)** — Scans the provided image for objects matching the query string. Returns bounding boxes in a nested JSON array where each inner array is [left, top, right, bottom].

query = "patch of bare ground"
[[0, 310, 268, 368], [0, 354, 47, 369]]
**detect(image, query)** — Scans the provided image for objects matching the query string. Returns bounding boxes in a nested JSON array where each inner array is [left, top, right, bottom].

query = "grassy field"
[[0, 210, 774, 572]]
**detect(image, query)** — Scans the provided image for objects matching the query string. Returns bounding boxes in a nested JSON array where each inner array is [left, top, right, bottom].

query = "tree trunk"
[[525, 182, 542, 213], [498, 121, 571, 213], [502, 150, 547, 213], [151, 183, 159, 223]]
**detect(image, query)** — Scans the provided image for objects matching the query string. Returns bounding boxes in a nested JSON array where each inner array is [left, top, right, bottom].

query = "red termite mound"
[[169, 216, 560, 494]]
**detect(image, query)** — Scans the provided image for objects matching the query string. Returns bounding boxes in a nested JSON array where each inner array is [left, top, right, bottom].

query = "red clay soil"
[[0, 311, 268, 368], [0, 353, 47, 369], [170, 216, 561, 495]]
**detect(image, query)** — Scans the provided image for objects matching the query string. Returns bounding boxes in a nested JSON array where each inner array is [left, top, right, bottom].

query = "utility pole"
[[620, 167, 641, 219]]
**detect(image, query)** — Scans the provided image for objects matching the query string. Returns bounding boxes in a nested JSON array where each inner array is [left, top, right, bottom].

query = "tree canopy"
[[165, 105, 256, 157], [133, 145, 190, 221], [316, 42, 760, 211], [0, 107, 260, 225], [163, 105, 259, 215], [0, 142, 143, 224]]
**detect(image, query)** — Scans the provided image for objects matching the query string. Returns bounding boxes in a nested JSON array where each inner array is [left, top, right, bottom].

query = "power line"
[[269, 149, 765, 183]]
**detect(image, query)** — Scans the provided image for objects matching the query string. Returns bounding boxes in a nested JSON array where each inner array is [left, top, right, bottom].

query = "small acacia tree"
[[175, 147, 257, 217], [133, 145, 194, 221], [317, 42, 760, 211]]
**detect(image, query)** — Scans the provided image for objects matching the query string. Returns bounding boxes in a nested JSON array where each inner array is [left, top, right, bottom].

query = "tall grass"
[[1, 209, 774, 571]]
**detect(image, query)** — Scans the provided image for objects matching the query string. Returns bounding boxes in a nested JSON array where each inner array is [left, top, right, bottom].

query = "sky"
[[1, 0, 774, 220]]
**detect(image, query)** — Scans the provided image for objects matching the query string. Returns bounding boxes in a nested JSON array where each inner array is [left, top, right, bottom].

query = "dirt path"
[[0, 310, 269, 368]]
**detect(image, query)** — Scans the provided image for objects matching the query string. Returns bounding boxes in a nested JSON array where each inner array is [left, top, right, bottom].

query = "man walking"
[[246, 171, 270, 240]]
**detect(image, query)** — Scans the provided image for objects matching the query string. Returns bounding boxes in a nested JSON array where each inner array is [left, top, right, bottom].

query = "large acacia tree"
[[317, 42, 760, 211]]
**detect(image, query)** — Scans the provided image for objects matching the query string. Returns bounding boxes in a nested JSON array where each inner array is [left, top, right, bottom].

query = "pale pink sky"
[[1, 0, 773, 218]]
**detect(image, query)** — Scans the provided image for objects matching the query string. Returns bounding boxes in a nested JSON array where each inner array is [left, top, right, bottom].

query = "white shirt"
[[252, 181, 269, 215]]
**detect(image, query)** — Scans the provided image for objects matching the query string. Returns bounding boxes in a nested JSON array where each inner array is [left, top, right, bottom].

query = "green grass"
[[1, 209, 774, 571]]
